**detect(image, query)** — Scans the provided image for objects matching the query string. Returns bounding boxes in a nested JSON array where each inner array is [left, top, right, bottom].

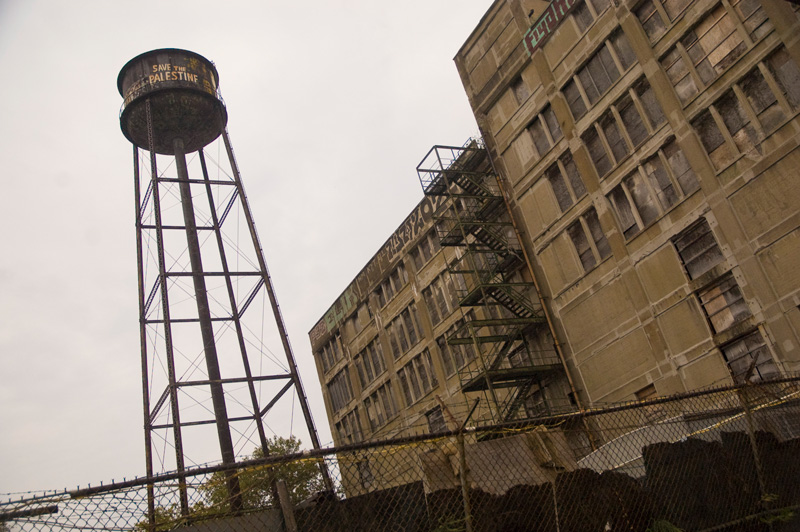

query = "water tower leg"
[[173, 137, 243, 512]]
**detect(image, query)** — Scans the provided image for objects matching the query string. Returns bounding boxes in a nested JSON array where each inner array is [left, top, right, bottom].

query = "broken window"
[[511, 75, 530, 104], [722, 331, 779, 383], [582, 79, 667, 178], [357, 460, 374, 490], [698, 273, 752, 333], [526, 104, 564, 163], [411, 230, 441, 271], [635, 0, 667, 42], [607, 140, 699, 238], [766, 47, 800, 110], [328, 367, 354, 413], [572, 0, 613, 33], [673, 218, 725, 279], [423, 273, 457, 326], [567, 207, 611, 272], [336, 407, 362, 444], [426, 406, 447, 434], [354, 337, 386, 388], [398, 349, 439, 406], [436, 318, 476, 376], [318, 333, 344, 373], [564, 79, 588, 121], [386, 302, 424, 358], [547, 151, 588, 212], [660, 2, 771, 105], [364, 380, 397, 431]]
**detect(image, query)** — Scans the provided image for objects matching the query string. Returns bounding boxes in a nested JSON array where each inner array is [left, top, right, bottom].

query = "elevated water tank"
[[118, 48, 228, 154]]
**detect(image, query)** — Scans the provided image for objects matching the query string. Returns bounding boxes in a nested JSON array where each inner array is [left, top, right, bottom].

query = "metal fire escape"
[[417, 141, 568, 424]]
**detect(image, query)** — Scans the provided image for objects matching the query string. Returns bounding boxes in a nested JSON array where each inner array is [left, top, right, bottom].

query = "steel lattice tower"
[[117, 49, 331, 516]]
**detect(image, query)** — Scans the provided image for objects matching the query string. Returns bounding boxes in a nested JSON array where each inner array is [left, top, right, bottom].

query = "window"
[[581, 79, 666, 178], [364, 380, 397, 431], [317, 333, 344, 373], [567, 207, 611, 272], [328, 368, 353, 413], [426, 406, 447, 434], [692, 50, 800, 170], [722, 332, 779, 384], [385, 302, 424, 358], [660, 3, 772, 104], [526, 104, 564, 162], [398, 349, 439, 406], [410, 231, 441, 271], [607, 140, 699, 238], [374, 263, 408, 307], [436, 316, 477, 376], [511, 76, 530, 104], [335, 408, 362, 444], [673, 218, 725, 279], [564, 33, 636, 120], [357, 461, 374, 490], [571, 0, 612, 33], [354, 337, 386, 388], [698, 273, 752, 334], [524, 388, 549, 418], [422, 273, 458, 326], [547, 151, 588, 213]]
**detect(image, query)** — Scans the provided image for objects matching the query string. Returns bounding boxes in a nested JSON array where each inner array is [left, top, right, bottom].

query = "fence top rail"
[[5, 374, 798, 503]]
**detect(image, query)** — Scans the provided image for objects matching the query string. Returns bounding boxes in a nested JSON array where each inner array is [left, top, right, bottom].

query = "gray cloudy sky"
[[0, 1, 488, 493]]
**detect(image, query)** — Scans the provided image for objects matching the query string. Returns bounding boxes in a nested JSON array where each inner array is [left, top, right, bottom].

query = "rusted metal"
[[118, 49, 227, 154]]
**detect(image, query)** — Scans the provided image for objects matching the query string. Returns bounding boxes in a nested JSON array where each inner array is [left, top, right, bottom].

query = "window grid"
[[318, 333, 344, 374], [692, 48, 800, 170], [582, 79, 667, 178], [364, 380, 398, 431], [659, 2, 773, 105], [436, 315, 478, 377], [335, 407, 362, 445], [547, 151, 588, 213], [398, 349, 440, 407], [564, 31, 638, 121], [607, 139, 699, 239], [386, 302, 424, 359], [422, 273, 458, 327], [328, 368, 353, 413], [354, 337, 386, 388], [567, 207, 611, 272]]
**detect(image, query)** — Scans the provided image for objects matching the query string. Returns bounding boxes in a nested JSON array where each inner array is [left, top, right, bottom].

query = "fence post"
[[736, 387, 773, 528], [457, 432, 473, 532], [276, 480, 298, 532]]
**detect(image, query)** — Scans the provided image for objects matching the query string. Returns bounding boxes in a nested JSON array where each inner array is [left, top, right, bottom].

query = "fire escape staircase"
[[417, 142, 566, 422]]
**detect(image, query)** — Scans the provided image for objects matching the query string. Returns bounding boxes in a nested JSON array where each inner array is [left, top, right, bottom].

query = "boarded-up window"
[[610, 31, 637, 70], [426, 406, 447, 433], [583, 127, 613, 177], [673, 218, 724, 279], [698, 273, 751, 333], [766, 47, 800, 110], [635, 0, 667, 41], [722, 332, 779, 383], [572, 0, 613, 33], [512, 76, 530, 104], [716, 89, 758, 154]]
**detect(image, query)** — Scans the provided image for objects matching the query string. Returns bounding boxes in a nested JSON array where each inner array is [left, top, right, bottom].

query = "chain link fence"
[[3, 377, 800, 531]]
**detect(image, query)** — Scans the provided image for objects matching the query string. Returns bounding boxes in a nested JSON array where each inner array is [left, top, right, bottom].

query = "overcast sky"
[[0, 1, 489, 494]]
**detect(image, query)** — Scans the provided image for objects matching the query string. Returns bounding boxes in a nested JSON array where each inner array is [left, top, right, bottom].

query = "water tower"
[[118, 48, 330, 515]]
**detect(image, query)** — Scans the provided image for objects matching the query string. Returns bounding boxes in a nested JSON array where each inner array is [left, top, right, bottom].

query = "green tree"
[[135, 435, 325, 530], [200, 435, 326, 511]]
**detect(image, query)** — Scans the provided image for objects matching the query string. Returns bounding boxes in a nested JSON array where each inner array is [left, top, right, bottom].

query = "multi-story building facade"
[[455, 0, 800, 404], [310, 0, 800, 494]]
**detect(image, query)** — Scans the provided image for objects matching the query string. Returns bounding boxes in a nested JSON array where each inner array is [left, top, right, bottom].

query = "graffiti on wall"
[[523, 0, 580, 56], [309, 195, 447, 347]]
